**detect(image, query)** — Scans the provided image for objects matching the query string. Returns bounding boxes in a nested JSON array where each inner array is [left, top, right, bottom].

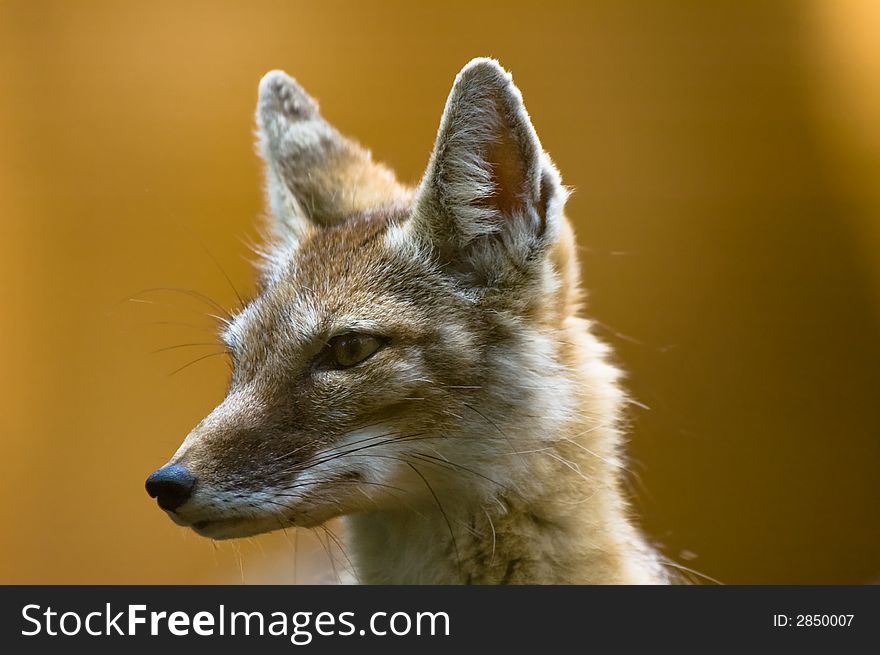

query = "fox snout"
[[145, 464, 197, 511], [144, 389, 286, 515]]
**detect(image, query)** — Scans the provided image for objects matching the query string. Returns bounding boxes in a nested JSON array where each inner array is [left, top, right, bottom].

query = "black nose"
[[145, 464, 196, 511]]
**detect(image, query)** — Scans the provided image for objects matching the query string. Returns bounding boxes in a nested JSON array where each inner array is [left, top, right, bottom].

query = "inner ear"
[[481, 120, 529, 217]]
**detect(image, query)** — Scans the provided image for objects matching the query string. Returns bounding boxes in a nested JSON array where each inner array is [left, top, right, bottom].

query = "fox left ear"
[[409, 58, 567, 282], [256, 71, 408, 244]]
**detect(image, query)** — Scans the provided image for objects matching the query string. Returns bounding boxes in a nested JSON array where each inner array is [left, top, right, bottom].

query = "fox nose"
[[145, 464, 196, 511]]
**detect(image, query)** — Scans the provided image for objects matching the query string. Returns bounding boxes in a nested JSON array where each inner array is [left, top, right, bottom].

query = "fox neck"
[[345, 482, 662, 585], [345, 320, 666, 584]]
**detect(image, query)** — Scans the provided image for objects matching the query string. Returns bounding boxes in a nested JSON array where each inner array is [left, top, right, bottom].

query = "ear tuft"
[[258, 70, 320, 128]]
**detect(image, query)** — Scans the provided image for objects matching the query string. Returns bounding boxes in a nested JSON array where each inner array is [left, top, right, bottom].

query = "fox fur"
[[156, 58, 669, 584]]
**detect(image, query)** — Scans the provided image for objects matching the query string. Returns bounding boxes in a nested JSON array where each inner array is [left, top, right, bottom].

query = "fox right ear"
[[256, 71, 407, 244], [407, 59, 567, 285]]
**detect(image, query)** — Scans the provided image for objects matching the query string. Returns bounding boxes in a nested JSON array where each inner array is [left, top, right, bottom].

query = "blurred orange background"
[[1, 0, 878, 584]]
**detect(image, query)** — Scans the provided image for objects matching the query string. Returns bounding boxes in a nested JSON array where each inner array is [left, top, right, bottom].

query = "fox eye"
[[322, 333, 385, 369]]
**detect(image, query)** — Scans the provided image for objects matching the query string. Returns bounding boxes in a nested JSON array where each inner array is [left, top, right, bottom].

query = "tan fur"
[[152, 59, 669, 584]]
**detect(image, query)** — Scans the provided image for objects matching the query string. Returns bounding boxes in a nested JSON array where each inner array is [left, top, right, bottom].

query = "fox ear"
[[409, 58, 567, 280], [256, 71, 407, 243]]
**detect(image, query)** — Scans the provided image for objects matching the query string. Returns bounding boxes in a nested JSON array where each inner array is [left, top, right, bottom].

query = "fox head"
[[147, 59, 595, 540]]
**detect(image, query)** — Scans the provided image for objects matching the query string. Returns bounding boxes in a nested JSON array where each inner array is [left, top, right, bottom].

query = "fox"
[[146, 58, 670, 584]]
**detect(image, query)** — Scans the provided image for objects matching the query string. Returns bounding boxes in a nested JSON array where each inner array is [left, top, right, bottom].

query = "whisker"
[[191, 232, 246, 310], [270, 420, 409, 464], [659, 558, 723, 586], [483, 508, 497, 565], [290, 432, 430, 473], [405, 461, 462, 580], [275, 478, 407, 496], [558, 432, 631, 473], [121, 296, 231, 327], [150, 320, 217, 333], [168, 351, 230, 376], [152, 342, 226, 354], [321, 524, 358, 583], [130, 287, 233, 320], [463, 403, 526, 466], [312, 526, 340, 584], [409, 451, 511, 493]]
